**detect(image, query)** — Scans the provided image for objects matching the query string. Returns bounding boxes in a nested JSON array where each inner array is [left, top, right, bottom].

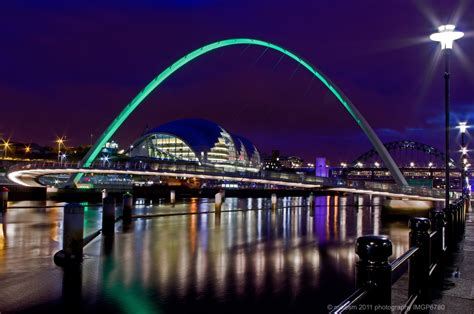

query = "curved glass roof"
[[145, 119, 226, 154], [232, 134, 259, 158], [143, 119, 259, 160]]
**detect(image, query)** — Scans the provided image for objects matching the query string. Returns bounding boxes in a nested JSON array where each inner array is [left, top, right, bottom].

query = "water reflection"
[[0, 196, 416, 313]]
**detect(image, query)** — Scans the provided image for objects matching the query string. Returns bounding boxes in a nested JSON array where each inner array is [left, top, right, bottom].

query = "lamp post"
[[430, 24, 464, 206], [56, 137, 64, 162], [459, 122, 468, 195]]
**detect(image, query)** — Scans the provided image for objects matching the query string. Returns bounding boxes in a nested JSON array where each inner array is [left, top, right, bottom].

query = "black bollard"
[[122, 192, 133, 225], [355, 235, 392, 313], [453, 203, 461, 239], [430, 209, 446, 260], [408, 217, 431, 304], [215, 191, 223, 212], [444, 205, 455, 249], [170, 190, 176, 206], [54, 203, 84, 267], [1, 187, 8, 212], [453, 204, 460, 237], [102, 196, 115, 237]]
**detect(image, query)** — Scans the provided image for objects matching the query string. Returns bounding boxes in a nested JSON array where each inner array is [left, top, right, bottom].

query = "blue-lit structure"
[[129, 119, 261, 172]]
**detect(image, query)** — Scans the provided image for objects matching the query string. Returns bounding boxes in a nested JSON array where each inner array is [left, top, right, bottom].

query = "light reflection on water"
[[0, 195, 419, 313]]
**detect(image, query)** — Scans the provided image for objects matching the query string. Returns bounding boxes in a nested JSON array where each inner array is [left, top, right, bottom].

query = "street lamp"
[[56, 137, 64, 162], [458, 122, 469, 194], [2, 139, 9, 158], [430, 24, 464, 206]]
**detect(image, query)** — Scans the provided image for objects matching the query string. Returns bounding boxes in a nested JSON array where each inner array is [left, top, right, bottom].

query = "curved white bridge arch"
[[75, 38, 408, 186]]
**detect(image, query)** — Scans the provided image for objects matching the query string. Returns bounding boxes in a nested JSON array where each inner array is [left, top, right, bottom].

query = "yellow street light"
[[2, 139, 10, 158]]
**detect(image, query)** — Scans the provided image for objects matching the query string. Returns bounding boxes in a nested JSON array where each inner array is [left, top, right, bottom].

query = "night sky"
[[1, 0, 473, 163]]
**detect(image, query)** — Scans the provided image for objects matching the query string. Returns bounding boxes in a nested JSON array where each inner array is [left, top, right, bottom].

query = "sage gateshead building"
[[128, 119, 262, 172]]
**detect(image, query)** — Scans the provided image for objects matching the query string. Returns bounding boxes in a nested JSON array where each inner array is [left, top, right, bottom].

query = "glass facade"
[[129, 119, 261, 172]]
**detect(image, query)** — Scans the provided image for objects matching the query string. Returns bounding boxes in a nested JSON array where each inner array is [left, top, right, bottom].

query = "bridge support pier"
[[54, 203, 84, 267]]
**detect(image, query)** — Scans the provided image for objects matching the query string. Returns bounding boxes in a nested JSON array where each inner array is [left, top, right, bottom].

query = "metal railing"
[[7, 162, 447, 198], [347, 181, 446, 199], [330, 196, 469, 313], [7, 161, 344, 187]]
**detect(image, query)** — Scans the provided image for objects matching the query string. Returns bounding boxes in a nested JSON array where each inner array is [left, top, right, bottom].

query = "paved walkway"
[[431, 202, 474, 313]]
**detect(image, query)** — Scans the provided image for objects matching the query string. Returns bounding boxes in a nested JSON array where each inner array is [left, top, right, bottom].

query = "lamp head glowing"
[[430, 24, 464, 50], [459, 122, 468, 134]]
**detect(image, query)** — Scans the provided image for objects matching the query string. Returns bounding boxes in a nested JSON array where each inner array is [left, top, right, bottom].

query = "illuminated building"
[[128, 119, 261, 172]]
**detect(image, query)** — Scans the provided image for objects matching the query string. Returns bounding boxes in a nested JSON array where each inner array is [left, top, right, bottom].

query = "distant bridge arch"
[[352, 140, 455, 168], [74, 38, 408, 186]]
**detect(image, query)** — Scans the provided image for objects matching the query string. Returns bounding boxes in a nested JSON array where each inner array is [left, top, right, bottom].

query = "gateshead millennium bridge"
[[5, 38, 462, 202]]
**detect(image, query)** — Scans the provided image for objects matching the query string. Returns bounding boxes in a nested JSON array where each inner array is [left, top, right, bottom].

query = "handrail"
[[401, 293, 418, 314], [391, 246, 419, 283], [329, 286, 372, 314], [332, 195, 468, 313]]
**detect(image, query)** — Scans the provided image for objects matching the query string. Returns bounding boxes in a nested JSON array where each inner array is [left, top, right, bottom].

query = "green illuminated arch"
[[74, 38, 408, 186]]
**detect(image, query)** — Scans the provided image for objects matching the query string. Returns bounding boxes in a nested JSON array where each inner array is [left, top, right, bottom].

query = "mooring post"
[[54, 203, 84, 267], [102, 196, 115, 237], [170, 190, 176, 205], [122, 192, 133, 225], [215, 191, 222, 212], [1, 187, 8, 212]]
